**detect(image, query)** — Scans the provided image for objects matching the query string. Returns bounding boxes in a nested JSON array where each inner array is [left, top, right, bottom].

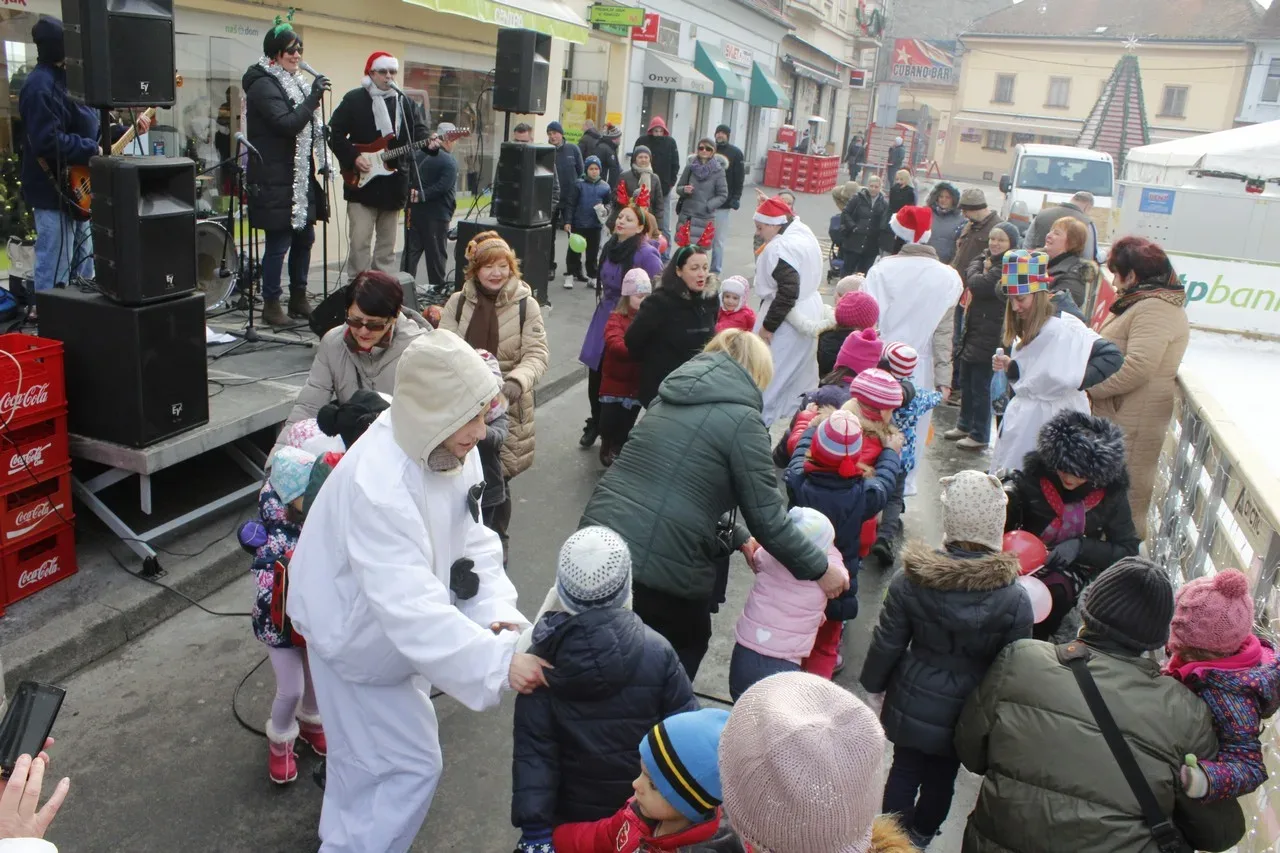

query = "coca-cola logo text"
[[17, 557, 60, 590], [13, 500, 54, 527], [8, 443, 52, 475], [0, 384, 50, 417]]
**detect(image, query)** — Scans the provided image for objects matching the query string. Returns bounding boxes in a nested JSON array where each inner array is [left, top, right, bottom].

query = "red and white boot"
[[266, 719, 299, 785], [296, 710, 327, 757]]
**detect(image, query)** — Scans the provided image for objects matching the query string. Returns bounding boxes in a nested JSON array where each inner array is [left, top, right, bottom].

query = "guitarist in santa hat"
[[329, 51, 432, 283]]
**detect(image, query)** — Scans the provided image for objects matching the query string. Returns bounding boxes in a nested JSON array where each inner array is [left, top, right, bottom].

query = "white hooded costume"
[[753, 214, 825, 426], [862, 213, 963, 495], [288, 331, 530, 853]]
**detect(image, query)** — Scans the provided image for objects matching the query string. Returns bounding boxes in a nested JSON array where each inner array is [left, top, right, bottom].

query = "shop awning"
[[404, 0, 590, 44], [643, 51, 714, 96], [784, 55, 843, 88], [694, 41, 747, 101], [750, 61, 790, 109]]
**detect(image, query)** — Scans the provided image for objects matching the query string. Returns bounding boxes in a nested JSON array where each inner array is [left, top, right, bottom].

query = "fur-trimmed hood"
[[868, 816, 918, 853], [927, 181, 960, 210], [902, 541, 1020, 592], [687, 152, 730, 171], [1029, 410, 1127, 487]]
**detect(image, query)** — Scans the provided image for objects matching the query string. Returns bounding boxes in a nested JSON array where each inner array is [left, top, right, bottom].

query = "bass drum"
[[195, 219, 239, 311]]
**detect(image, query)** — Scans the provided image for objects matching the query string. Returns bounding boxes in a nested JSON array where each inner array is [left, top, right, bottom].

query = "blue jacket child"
[[567, 156, 613, 230], [785, 409, 901, 621]]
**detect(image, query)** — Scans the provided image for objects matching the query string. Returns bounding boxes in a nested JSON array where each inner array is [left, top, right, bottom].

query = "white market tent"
[[1123, 120, 1280, 189]]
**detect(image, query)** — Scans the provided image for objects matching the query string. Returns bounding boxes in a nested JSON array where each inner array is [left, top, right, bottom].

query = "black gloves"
[[450, 557, 479, 600], [1043, 538, 1083, 573]]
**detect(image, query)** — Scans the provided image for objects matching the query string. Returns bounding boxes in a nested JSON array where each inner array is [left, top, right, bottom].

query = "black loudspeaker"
[[455, 218, 553, 303], [493, 28, 550, 115], [493, 143, 555, 228], [62, 0, 177, 108], [91, 156, 197, 305], [36, 289, 208, 447]]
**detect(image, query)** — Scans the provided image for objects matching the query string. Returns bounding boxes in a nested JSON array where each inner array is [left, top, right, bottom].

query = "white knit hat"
[[720, 673, 885, 853], [788, 508, 835, 553], [556, 527, 632, 614], [939, 470, 1008, 551]]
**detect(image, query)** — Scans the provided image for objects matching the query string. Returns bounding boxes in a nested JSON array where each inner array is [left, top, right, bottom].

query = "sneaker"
[[956, 436, 989, 451], [563, 275, 574, 290], [943, 428, 968, 441]]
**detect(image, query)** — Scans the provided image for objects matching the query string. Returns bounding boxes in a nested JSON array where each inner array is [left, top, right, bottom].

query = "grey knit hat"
[[939, 470, 1007, 551], [1079, 557, 1174, 651], [557, 527, 632, 614], [959, 187, 988, 210]]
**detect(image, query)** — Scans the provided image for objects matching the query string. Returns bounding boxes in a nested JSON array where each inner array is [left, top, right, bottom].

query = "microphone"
[[233, 131, 261, 160], [298, 61, 321, 78]]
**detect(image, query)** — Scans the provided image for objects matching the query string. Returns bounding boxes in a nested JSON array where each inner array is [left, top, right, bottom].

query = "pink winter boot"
[[296, 710, 327, 757], [266, 719, 299, 785]]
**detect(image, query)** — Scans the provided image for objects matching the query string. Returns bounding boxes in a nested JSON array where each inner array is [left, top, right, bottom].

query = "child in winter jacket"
[[715, 275, 756, 333], [818, 290, 880, 378], [552, 708, 728, 852], [512, 527, 697, 853], [785, 408, 902, 678], [845, 368, 906, 561], [860, 470, 1033, 849], [598, 269, 651, 467], [251, 446, 326, 785], [1166, 569, 1280, 802], [567, 155, 612, 284], [730, 507, 847, 700]]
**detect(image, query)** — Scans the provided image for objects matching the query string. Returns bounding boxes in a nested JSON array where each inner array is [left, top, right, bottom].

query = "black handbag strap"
[[1056, 642, 1190, 853]]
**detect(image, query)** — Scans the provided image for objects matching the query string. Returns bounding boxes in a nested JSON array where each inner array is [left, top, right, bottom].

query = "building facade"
[[941, 0, 1257, 182], [1239, 2, 1280, 126]]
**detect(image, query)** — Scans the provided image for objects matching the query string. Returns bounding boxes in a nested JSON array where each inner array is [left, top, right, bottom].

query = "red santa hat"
[[889, 205, 932, 244], [364, 51, 399, 77], [753, 196, 792, 226]]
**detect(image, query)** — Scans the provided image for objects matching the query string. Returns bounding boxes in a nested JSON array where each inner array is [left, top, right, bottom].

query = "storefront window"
[[640, 87, 673, 137], [0, 7, 52, 246], [403, 61, 498, 197]]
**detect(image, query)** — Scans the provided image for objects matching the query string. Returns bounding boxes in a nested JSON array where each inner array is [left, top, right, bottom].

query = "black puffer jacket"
[[242, 63, 325, 232], [1047, 252, 1095, 314], [840, 189, 886, 257], [624, 284, 718, 407], [959, 251, 1007, 364], [511, 608, 696, 829], [328, 87, 431, 210], [861, 543, 1032, 758]]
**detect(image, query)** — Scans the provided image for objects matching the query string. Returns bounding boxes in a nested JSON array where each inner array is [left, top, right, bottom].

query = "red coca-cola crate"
[[2, 517, 77, 605], [1, 463, 71, 545], [0, 409, 69, 492], [0, 335, 66, 429]]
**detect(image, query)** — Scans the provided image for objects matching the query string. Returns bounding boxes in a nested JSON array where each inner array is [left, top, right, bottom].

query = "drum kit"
[[194, 174, 244, 314]]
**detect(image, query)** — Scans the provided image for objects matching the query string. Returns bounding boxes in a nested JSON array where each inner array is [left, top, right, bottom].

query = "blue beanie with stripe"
[[638, 708, 730, 821]]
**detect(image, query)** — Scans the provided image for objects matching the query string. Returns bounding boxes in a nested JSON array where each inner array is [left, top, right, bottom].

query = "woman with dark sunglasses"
[[673, 137, 728, 251], [270, 270, 431, 460]]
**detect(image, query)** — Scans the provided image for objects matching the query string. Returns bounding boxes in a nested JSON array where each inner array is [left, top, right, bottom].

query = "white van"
[[997, 144, 1115, 236]]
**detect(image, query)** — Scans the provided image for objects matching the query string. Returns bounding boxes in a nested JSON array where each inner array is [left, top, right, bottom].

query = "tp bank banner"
[[1174, 253, 1280, 339]]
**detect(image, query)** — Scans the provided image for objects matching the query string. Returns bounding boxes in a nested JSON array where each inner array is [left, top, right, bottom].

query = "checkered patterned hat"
[[1001, 249, 1052, 295]]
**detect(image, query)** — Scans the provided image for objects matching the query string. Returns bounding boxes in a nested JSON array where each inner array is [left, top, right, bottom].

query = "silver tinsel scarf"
[[255, 57, 328, 231]]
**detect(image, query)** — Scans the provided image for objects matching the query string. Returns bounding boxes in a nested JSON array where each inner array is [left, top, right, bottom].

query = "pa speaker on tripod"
[[493, 143, 555, 228], [493, 28, 550, 115], [91, 156, 197, 306], [62, 0, 177, 107]]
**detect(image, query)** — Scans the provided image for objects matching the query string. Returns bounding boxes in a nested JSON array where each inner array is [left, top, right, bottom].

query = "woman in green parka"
[[579, 328, 847, 679]]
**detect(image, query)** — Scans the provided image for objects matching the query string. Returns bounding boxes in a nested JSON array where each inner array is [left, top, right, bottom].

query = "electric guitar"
[[342, 127, 471, 189], [65, 74, 183, 219]]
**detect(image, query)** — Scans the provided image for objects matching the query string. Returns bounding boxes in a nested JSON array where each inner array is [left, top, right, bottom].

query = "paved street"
[[32, 185, 999, 852]]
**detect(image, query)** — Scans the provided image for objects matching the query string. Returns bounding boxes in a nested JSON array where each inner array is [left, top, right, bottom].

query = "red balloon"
[[657, 234, 669, 255], [1003, 530, 1048, 576]]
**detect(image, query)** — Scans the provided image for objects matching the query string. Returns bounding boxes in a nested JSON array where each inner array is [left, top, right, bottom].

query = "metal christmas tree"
[[1076, 53, 1150, 174]]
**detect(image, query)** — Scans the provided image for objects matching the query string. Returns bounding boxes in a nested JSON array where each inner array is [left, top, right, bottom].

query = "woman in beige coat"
[[271, 270, 430, 460], [441, 231, 550, 548], [1089, 236, 1190, 538]]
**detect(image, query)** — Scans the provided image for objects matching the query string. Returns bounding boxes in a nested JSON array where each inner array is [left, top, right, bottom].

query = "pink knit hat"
[[1169, 569, 1255, 655], [720, 672, 884, 853], [621, 268, 652, 297], [849, 367, 903, 411], [806, 409, 863, 477], [883, 341, 918, 380], [834, 328, 883, 376], [835, 291, 879, 330]]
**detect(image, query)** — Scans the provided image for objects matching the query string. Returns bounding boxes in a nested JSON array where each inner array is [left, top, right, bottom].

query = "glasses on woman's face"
[[346, 315, 390, 332]]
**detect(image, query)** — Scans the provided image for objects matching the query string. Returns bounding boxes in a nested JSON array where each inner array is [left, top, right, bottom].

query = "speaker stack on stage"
[[37, 0, 208, 450], [487, 28, 555, 304]]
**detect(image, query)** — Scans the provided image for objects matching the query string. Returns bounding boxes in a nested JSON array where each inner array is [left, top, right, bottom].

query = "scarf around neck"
[[1166, 634, 1269, 681], [604, 231, 646, 267], [362, 78, 403, 138], [464, 282, 503, 355], [257, 57, 326, 230], [1039, 477, 1105, 545], [1111, 275, 1187, 316], [689, 156, 719, 181]]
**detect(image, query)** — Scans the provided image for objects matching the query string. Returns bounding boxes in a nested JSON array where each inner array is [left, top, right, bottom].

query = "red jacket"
[[600, 312, 642, 399], [553, 800, 722, 852], [715, 306, 756, 334]]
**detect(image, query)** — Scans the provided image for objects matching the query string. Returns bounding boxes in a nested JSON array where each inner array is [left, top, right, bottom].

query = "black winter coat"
[[1004, 452, 1141, 585], [242, 64, 326, 232], [959, 252, 1006, 364], [553, 141, 585, 218], [860, 543, 1032, 757], [592, 136, 622, 188], [624, 286, 718, 407], [328, 87, 431, 210], [634, 133, 681, 194], [888, 183, 915, 214], [817, 326, 855, 378], [511, 608, 696, 830], [1047, 252, 1094, 314], [840, 190, 886, 257], [716, 141, 746, 208]]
